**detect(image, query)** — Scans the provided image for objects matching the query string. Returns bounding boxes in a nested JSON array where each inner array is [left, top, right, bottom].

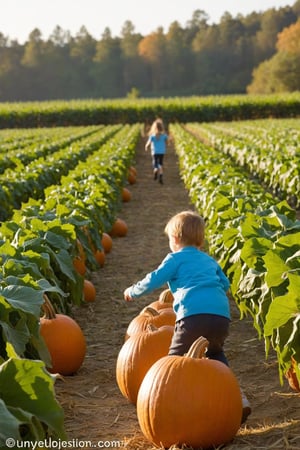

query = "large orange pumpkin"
[[116, 324, 174, 405], [125, 306, 175, 340], [40, 297, 86, 375], [137, 336, 242, 449]]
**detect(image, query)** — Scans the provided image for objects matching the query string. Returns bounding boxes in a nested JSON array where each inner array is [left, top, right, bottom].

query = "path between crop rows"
[[56, 132, 300, 450]]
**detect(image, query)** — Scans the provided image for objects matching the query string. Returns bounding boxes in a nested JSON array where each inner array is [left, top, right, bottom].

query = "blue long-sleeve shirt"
[[128, 246, 230, 321]]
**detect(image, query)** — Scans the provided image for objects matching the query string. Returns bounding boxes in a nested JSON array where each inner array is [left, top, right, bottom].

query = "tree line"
[[0, 1, 300, 102]]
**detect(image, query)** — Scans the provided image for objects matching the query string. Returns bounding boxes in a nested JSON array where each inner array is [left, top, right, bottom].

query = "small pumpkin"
[[76, 239, 86, 263], [285, 356, 300, 391], [129, 166, 137, 176], [94, 249, 105, 267], [122, 187, 132, 202], [116, 324, 174, 404], [73, 256, 86, 276], [101, 232, 113, 253], [109, 218, 128, 237], [83, 279, 96, 303], [127, 167, 137, 184], [125, 306, 175, 340], [40, 296, 86, 375], [137, 336, 242, 449]]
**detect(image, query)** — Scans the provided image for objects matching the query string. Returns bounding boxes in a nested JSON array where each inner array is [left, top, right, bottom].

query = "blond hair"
[[165, 210, 205, 248], [149, 118, 165, 135]]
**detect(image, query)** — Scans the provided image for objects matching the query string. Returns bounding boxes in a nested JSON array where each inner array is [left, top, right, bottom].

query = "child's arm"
[[145, 137, 151, 152]]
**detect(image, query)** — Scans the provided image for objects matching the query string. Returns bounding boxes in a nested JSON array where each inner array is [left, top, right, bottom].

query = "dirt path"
[[56, 134, 300, 449]]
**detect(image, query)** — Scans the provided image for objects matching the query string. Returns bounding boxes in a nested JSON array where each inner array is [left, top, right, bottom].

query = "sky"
[[0, 0, 296, 43]]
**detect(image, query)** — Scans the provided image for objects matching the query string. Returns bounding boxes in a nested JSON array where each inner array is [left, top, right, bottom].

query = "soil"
[[56, 132, 300, 450]]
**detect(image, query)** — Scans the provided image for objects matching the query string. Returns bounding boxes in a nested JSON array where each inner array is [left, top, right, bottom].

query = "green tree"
[[0, 34, 24, 100], [68, 26, 97, 97], [248, 18, 300, 93], [165, 21, 195, 93], [255, 6, 298, 60], [138, 27, 168, 93], [120, 21, 147, 95], [93, 27, 124, 97], [21, 29, 50, 99]]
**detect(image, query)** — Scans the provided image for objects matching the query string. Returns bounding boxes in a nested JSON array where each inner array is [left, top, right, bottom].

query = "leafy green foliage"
[[0, 123, 141, 440], [0, 93, 300, 128], [0, 358, 66, 444]]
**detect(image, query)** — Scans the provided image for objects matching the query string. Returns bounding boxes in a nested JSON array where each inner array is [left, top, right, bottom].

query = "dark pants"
[[152, 154, 164, 169], [168, 313, 230, 366]]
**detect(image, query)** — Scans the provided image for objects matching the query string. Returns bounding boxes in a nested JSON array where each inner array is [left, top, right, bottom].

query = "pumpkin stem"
[[186, 336, 209, 359], [42, 294, 57, 320], [158, 289, 174, 304], [146, 324, 159, 332], [140, 306, 160, 317]]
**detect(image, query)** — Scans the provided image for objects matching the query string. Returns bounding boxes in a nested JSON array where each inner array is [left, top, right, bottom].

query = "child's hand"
[[124, 287, 133, 302]]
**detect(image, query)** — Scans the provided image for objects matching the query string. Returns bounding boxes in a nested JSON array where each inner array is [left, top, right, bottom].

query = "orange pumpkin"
[[73, 256, 86, 276], [122, 187, 132, 202], [127, 167, 137, 184], [116, 324, 174, 404], [83, 279, 96, 303], [101, 232, 113, 253], [76, 239, 86, 263], [147, 288, 174, 311], [125, 306, 175, 340], [94, 249, 105, 267], [137, 336, 242, 449], [109, 218, 128, 237], [129, 166, 137, 176], [40, 297, 86, 375], [285, 356, 300, 391]]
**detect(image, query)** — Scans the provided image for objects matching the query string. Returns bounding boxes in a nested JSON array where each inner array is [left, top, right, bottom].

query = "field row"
[[185, 118, 300, 207], [0, 124, 141, 443], [0, 92, 300, 127], [171, 121, 300, 390]]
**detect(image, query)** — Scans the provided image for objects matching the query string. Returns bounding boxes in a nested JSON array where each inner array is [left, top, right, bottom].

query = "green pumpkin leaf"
[[0, 285, 43, 316], [0, 358, 66, 442], [263, 250, 290, 287], [0, 399, 21, 442], [264, 273, 300, 336]]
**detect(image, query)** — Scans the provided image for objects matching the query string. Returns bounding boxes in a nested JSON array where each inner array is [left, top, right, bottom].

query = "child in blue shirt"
[[145, 118, 168, 184], [124, 210, 251, 423]]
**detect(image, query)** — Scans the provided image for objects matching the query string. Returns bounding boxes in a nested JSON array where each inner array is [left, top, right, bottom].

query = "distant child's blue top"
[[128, 246, 231, 321], [149, 133, 168, 155]]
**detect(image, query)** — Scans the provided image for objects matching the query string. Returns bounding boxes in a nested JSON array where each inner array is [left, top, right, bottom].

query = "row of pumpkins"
[[116, 289, 244, 449], [39, 168, 135, 377]]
